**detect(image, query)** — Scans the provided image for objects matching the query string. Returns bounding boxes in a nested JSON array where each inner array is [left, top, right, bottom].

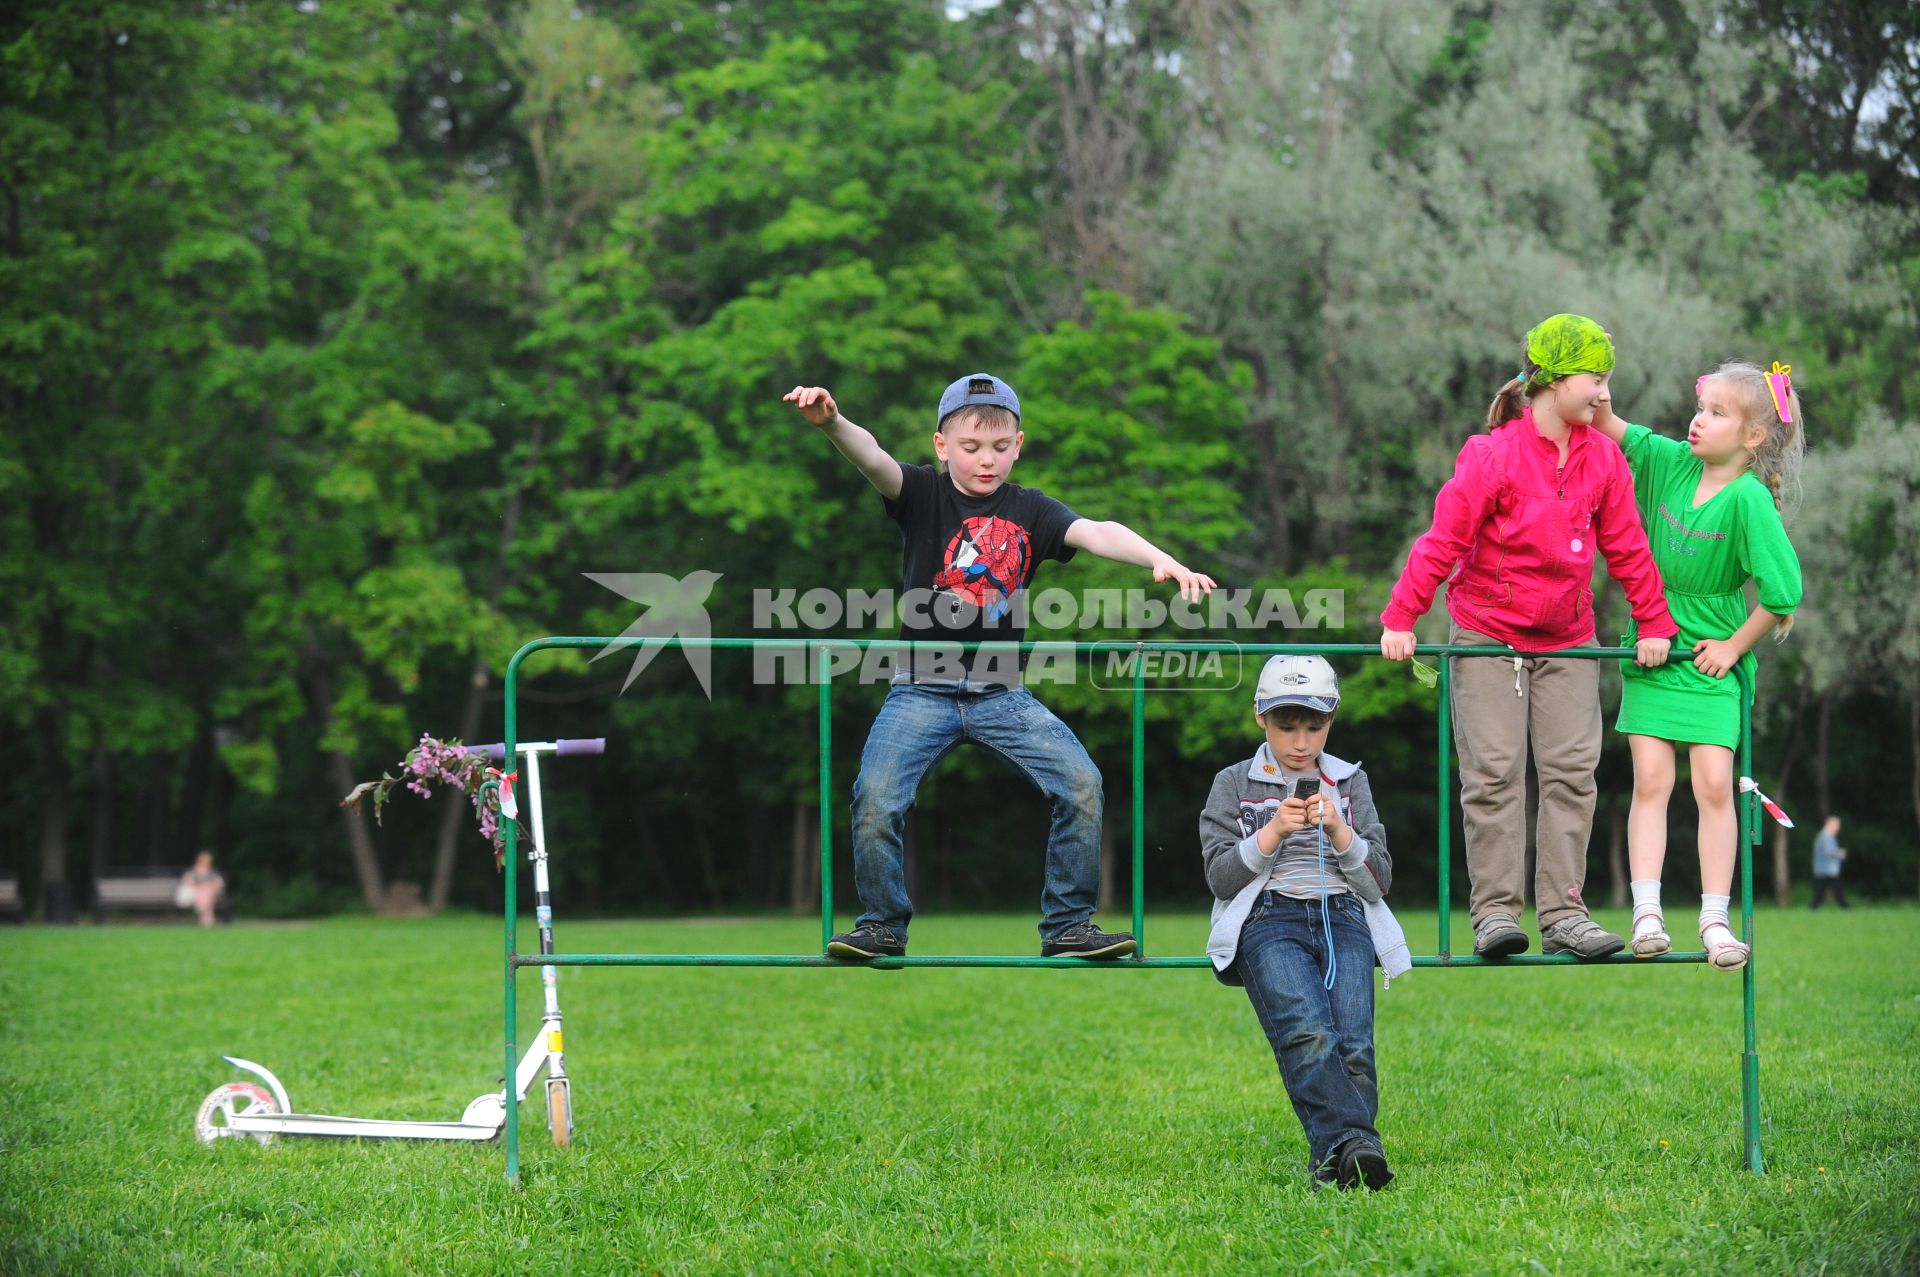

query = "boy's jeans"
[[1237, 891, 1381, 1176], [850, 683, 1103, 944]]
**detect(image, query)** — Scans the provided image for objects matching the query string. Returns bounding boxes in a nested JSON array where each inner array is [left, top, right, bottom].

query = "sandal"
[[1700, 921, 1750, 971], [1631, 908, 1671, 959]]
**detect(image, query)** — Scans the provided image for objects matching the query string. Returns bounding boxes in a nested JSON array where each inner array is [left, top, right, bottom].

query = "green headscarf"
[[1521, 313, 1615, 387]]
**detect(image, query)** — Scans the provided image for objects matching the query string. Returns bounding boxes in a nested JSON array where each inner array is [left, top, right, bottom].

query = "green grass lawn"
[[2, 906, 1916, 1275]]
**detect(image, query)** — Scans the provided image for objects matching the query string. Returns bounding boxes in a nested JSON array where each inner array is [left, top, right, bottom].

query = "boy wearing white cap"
[[784, 374, 1214, 960], [1199, 654, 1410, 1190]]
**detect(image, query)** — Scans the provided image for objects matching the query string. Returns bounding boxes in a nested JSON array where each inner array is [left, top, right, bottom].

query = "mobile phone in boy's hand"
[[1293, 777, 1321, 801]]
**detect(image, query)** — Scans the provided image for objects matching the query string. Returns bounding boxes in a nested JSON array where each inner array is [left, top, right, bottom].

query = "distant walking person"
[[1810, 816, 1848, 910], [179, 851, 225, 927]]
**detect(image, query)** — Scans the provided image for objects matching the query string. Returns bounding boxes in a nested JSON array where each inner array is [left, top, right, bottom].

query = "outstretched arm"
[[1064, 518, 1217, 601], [783, 385, 903, 500]]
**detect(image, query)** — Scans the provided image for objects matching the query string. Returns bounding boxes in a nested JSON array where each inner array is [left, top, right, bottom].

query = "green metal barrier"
[[500, 637, 1765, 1185]]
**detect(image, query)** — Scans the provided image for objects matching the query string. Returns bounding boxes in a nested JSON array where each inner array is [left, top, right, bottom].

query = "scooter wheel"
[[195, 1081, 280, 1145], [547, 1081, 573, 1149]]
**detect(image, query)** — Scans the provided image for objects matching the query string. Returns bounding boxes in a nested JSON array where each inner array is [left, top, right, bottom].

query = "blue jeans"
[[1236, 891, 1381, 1176], [850, 683, 1103, 944]]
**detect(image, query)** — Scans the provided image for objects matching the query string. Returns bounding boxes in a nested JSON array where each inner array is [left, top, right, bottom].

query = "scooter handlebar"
[[465, 738, 606, 760]]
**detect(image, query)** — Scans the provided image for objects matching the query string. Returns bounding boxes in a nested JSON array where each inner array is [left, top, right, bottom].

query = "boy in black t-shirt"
[[783, 373, 1216, 959]]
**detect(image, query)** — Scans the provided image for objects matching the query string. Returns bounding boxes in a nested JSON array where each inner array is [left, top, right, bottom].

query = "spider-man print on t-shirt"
[[933, 516, 1031, 622], [883, 462, 1081, 682]]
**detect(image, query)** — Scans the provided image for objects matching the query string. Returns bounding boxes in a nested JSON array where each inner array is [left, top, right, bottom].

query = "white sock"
[[1631, 880, 1662, 916], [1700, 894, 1732, 935]]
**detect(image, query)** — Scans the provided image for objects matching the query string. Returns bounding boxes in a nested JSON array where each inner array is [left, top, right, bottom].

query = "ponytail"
[[1485, 369, 1535, 432]]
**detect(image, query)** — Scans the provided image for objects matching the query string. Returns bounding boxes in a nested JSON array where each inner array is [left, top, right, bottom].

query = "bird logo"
[[583, 571, 723, 698]]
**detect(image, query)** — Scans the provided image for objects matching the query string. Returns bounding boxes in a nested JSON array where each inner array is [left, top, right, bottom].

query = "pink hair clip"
[[1695, 374, 1709, 399], [1764, 361, 1794, 423]]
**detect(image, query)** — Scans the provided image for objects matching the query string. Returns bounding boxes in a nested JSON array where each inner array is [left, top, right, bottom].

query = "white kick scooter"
[[193, 737, 602, 1147]]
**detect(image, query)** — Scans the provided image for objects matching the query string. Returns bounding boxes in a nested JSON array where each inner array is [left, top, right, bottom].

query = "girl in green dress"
[[1593, 362, 1804, 970]]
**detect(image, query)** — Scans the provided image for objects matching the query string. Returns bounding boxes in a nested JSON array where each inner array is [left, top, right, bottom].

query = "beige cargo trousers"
[[1449, 625, 1602, 929]]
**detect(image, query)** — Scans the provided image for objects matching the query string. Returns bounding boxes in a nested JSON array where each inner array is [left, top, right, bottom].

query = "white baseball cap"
[[1254, 655, 1340, 715]]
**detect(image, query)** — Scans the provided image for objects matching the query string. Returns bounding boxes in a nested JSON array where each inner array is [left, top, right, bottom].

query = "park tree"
[[7, 0, 1917, 916], [1796, 412, 1920, 897]]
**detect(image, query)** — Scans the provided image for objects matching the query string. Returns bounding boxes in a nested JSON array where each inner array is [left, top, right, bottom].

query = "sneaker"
[[1541, 914, 1626, 959], [1473, 911, 1529, 958], [1040, 921, 1137, 959], [1335, 1138, 1395, 1191], [826, 923, 905, 961]]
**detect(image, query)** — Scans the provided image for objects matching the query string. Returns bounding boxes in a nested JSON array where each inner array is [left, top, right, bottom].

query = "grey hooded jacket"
[[1200, 744, 1410, 986]]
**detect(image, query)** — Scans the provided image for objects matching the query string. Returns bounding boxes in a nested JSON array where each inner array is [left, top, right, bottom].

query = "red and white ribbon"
[[1738, 776, 1793, 829], [489, 767, 520, 822]]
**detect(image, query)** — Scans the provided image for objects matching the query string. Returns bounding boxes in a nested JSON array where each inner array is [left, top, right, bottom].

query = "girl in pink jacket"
[[1379, 314, 1677, 960]]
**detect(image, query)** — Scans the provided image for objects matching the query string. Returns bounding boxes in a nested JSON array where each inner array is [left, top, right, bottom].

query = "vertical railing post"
[[1131, 647, 1146, 956], [503, 650, 523, 1188], [818, 643, 834, 954], [1436, 653, 1453, 959], [1738, 668, 1764, 1173]]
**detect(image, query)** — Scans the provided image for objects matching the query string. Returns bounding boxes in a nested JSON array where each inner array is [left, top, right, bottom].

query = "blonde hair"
[[1699, 361, 1804, 516], [1700, 360, 1805, 639], [938, 405, 1018, 435]]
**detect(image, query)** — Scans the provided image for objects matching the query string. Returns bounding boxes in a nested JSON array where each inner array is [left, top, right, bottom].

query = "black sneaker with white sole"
[[826, 923, 906, 960], [1039, 921, 1137, 959]]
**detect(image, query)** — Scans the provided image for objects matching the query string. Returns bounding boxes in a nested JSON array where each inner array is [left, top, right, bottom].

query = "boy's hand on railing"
[[783, 385, 840, 427], [1150, 555, 1217, 603], [1380, 630, 1417, 661], [1635, 636, 1671, 668], [1691, 637, 1738, 678]]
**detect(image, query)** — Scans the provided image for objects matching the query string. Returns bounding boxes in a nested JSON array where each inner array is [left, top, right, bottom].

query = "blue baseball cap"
[[937, 372, 1021, 429]]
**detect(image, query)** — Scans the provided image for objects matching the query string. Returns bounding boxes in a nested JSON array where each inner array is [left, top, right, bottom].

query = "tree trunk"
[[1768, 681, 1810, 908], [1097, 801, 1118, 916], [427, 658, 490, 912], [328, 751, 389, 913], [37, 707, 74, 923], [1239, 351, 1292, 571], [749, 795, 776, 908], [90, 740, 113, 904], [1814, 691, 1833, 823], [788, 801, 820, 915], [428, 420, 541, 913], [1911, 696, 1920, 900], [691, 818, 724, 912], [175, 714, 213, 864]]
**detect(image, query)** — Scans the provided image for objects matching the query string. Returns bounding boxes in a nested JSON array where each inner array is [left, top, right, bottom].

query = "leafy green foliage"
[[3, 0, 1914, 913]]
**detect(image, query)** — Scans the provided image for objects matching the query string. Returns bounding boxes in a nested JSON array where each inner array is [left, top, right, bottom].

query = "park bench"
[[484, 635, 1774, 1186], [94, 869, 190, 921]]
